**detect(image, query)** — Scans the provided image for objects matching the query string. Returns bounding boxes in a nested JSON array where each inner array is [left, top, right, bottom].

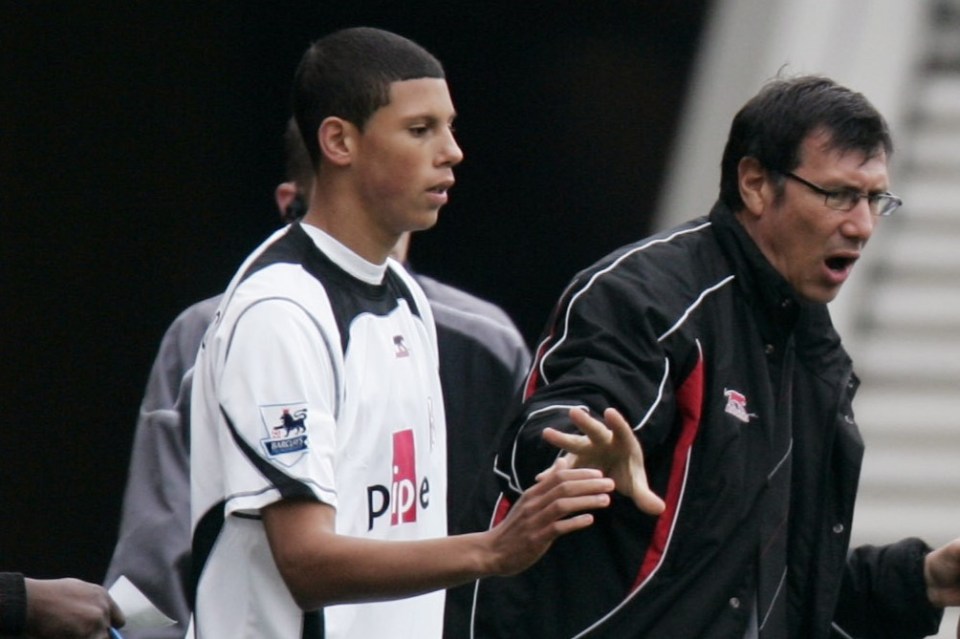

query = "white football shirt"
[[188, 222, 447, 639]]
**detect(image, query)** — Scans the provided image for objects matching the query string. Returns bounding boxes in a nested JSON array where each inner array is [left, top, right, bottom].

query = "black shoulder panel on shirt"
[[240, 223, 422, 354]]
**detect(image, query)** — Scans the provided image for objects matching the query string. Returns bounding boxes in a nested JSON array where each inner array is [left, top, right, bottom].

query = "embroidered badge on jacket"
[[723, 388, 751, 423]]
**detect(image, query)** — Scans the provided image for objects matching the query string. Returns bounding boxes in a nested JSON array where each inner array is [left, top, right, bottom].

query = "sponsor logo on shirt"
[[723, 388, 751, 423], [393, 334, 410, 358], [366, 428, 432, 530], [259, 403, 309, 466]]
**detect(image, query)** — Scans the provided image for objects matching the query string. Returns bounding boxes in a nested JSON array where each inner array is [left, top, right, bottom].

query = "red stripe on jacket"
[[633, 353, 704, 589]]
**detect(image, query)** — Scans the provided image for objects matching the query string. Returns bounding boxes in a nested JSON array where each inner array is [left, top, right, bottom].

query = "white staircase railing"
[[849, 1, 960, 635]]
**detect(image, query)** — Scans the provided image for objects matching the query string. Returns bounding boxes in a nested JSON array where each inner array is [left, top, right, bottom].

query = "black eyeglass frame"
[[780, 171, 902, 217]]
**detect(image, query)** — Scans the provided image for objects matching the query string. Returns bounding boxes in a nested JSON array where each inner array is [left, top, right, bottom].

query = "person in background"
[[100, 120, 312, 639], [472, 74, 960, 638], [0, 572, 123, 638]]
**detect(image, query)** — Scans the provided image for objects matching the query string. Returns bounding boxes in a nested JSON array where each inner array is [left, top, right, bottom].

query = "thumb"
[[632, 475, 666, 515]]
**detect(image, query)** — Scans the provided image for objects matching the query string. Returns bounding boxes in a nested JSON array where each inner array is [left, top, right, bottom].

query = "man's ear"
[[274, 181, 298, 213], [318, 116, 355, 167], [738, 156, 769, 217]]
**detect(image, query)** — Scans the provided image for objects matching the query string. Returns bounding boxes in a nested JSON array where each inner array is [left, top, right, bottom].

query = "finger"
[[534, 452, 574, 481], [533, 468, 611, 493], [542, 427, 591, 454], [523, 490, 611, 533], [602, 407, 636, 442], [543, 478, 614, 509], [108, 595, 126, 628], [522, 475, 614, 516], [596, 408, 664, 514], [632, 481, 666, 515], [550, 512, 596, 537], [568, 407, 615, 445]]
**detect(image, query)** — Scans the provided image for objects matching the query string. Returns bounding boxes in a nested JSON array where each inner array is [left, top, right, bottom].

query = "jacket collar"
[[709, 200, 802, 340], [709, 200, 853, 380]]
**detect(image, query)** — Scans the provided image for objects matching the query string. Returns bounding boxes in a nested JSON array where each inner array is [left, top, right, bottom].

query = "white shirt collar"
[[299, 222, 387, 286]]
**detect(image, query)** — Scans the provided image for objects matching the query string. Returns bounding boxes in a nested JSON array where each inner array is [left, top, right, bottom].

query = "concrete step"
[[904, 124, 960, 171], [857, 443, 960, 488], [852, 498, 960, 548], [879, 228, 960, 274], [850, 332, 960, 386], [860, 279, 960, 331], [855, 387, 960, 436], [915, 73, 960, 122], [887, 179, 960, 229], [927, 0, 960, 69], [848, 8, 960, 637]]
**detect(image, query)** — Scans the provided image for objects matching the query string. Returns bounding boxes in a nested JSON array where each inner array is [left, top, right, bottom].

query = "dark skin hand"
[[24, 577, 124, 639]]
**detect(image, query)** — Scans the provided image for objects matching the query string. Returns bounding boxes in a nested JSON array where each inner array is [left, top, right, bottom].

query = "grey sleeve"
[[103, 298, 218, 639], [103, 371, 194, 639]]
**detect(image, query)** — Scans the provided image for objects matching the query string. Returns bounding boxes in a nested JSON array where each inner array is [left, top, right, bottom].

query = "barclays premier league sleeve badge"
[[259, 402, 310, 466]]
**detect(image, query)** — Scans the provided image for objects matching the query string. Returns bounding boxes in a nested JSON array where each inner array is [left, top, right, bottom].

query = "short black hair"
[[719, 75, 893, 211], [292, 27, 445, 170]]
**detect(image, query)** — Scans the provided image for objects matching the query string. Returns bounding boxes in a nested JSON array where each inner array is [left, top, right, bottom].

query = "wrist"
[[0, 572, 26, 635], [473, 529, 507, 577], [923, 545, 945, 608]]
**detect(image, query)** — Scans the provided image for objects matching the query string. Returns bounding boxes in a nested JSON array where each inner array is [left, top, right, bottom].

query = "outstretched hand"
[[487, 456, 615, 576], [541, 407, 665, 516]]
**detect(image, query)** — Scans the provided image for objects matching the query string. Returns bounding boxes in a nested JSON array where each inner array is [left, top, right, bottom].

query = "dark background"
[[1, 2, 709, 583]]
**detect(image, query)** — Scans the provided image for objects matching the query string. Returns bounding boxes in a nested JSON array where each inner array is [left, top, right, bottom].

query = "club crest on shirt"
[[259, 403, 309, 466], [723, 388, 751, 423]]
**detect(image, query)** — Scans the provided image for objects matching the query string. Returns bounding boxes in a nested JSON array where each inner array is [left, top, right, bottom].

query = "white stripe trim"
[[570, 443, 696, 639], [570, 340, 703, 638], [757, 567, 787, 631], [634, 358, 670, 432], [539, 222, 712, 386], [767, 438, 793, 482], [505, 404, 588, 493], [658, 275, 736, 342], [469, 492, 511, 639]]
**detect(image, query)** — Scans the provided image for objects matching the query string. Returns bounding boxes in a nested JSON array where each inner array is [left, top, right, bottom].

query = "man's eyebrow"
[[403, 112, 457, 126]]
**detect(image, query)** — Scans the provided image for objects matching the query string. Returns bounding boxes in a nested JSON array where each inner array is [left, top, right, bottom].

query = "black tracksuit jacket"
[[473, 202, 941, 638]]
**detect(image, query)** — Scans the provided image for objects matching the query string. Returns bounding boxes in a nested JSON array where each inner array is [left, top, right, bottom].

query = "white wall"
[[656, 0, 929, 339]]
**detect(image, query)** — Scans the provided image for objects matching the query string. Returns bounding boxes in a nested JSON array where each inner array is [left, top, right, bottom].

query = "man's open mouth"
[[825, 256, 856, 272]]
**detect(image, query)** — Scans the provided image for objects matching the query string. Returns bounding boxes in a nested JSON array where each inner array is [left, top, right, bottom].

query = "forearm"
[[275, 530, 495, 610], [265, 465, 613, 611], [836, 539, 941, 638]]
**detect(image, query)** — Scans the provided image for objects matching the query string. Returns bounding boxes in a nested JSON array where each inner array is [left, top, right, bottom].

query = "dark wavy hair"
[[719, 75, 893, 211]]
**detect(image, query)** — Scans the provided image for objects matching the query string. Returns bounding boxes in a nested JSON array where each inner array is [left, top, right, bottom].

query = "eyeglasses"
[[781, 171, 902, 217]]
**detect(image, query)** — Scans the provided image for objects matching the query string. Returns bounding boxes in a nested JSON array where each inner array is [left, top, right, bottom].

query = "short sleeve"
[[217, 297, 340, 515]]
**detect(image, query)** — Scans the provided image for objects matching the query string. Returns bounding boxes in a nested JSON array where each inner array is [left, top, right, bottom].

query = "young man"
[[472, 75, 960, 638], [186, 27, 610, 639]]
